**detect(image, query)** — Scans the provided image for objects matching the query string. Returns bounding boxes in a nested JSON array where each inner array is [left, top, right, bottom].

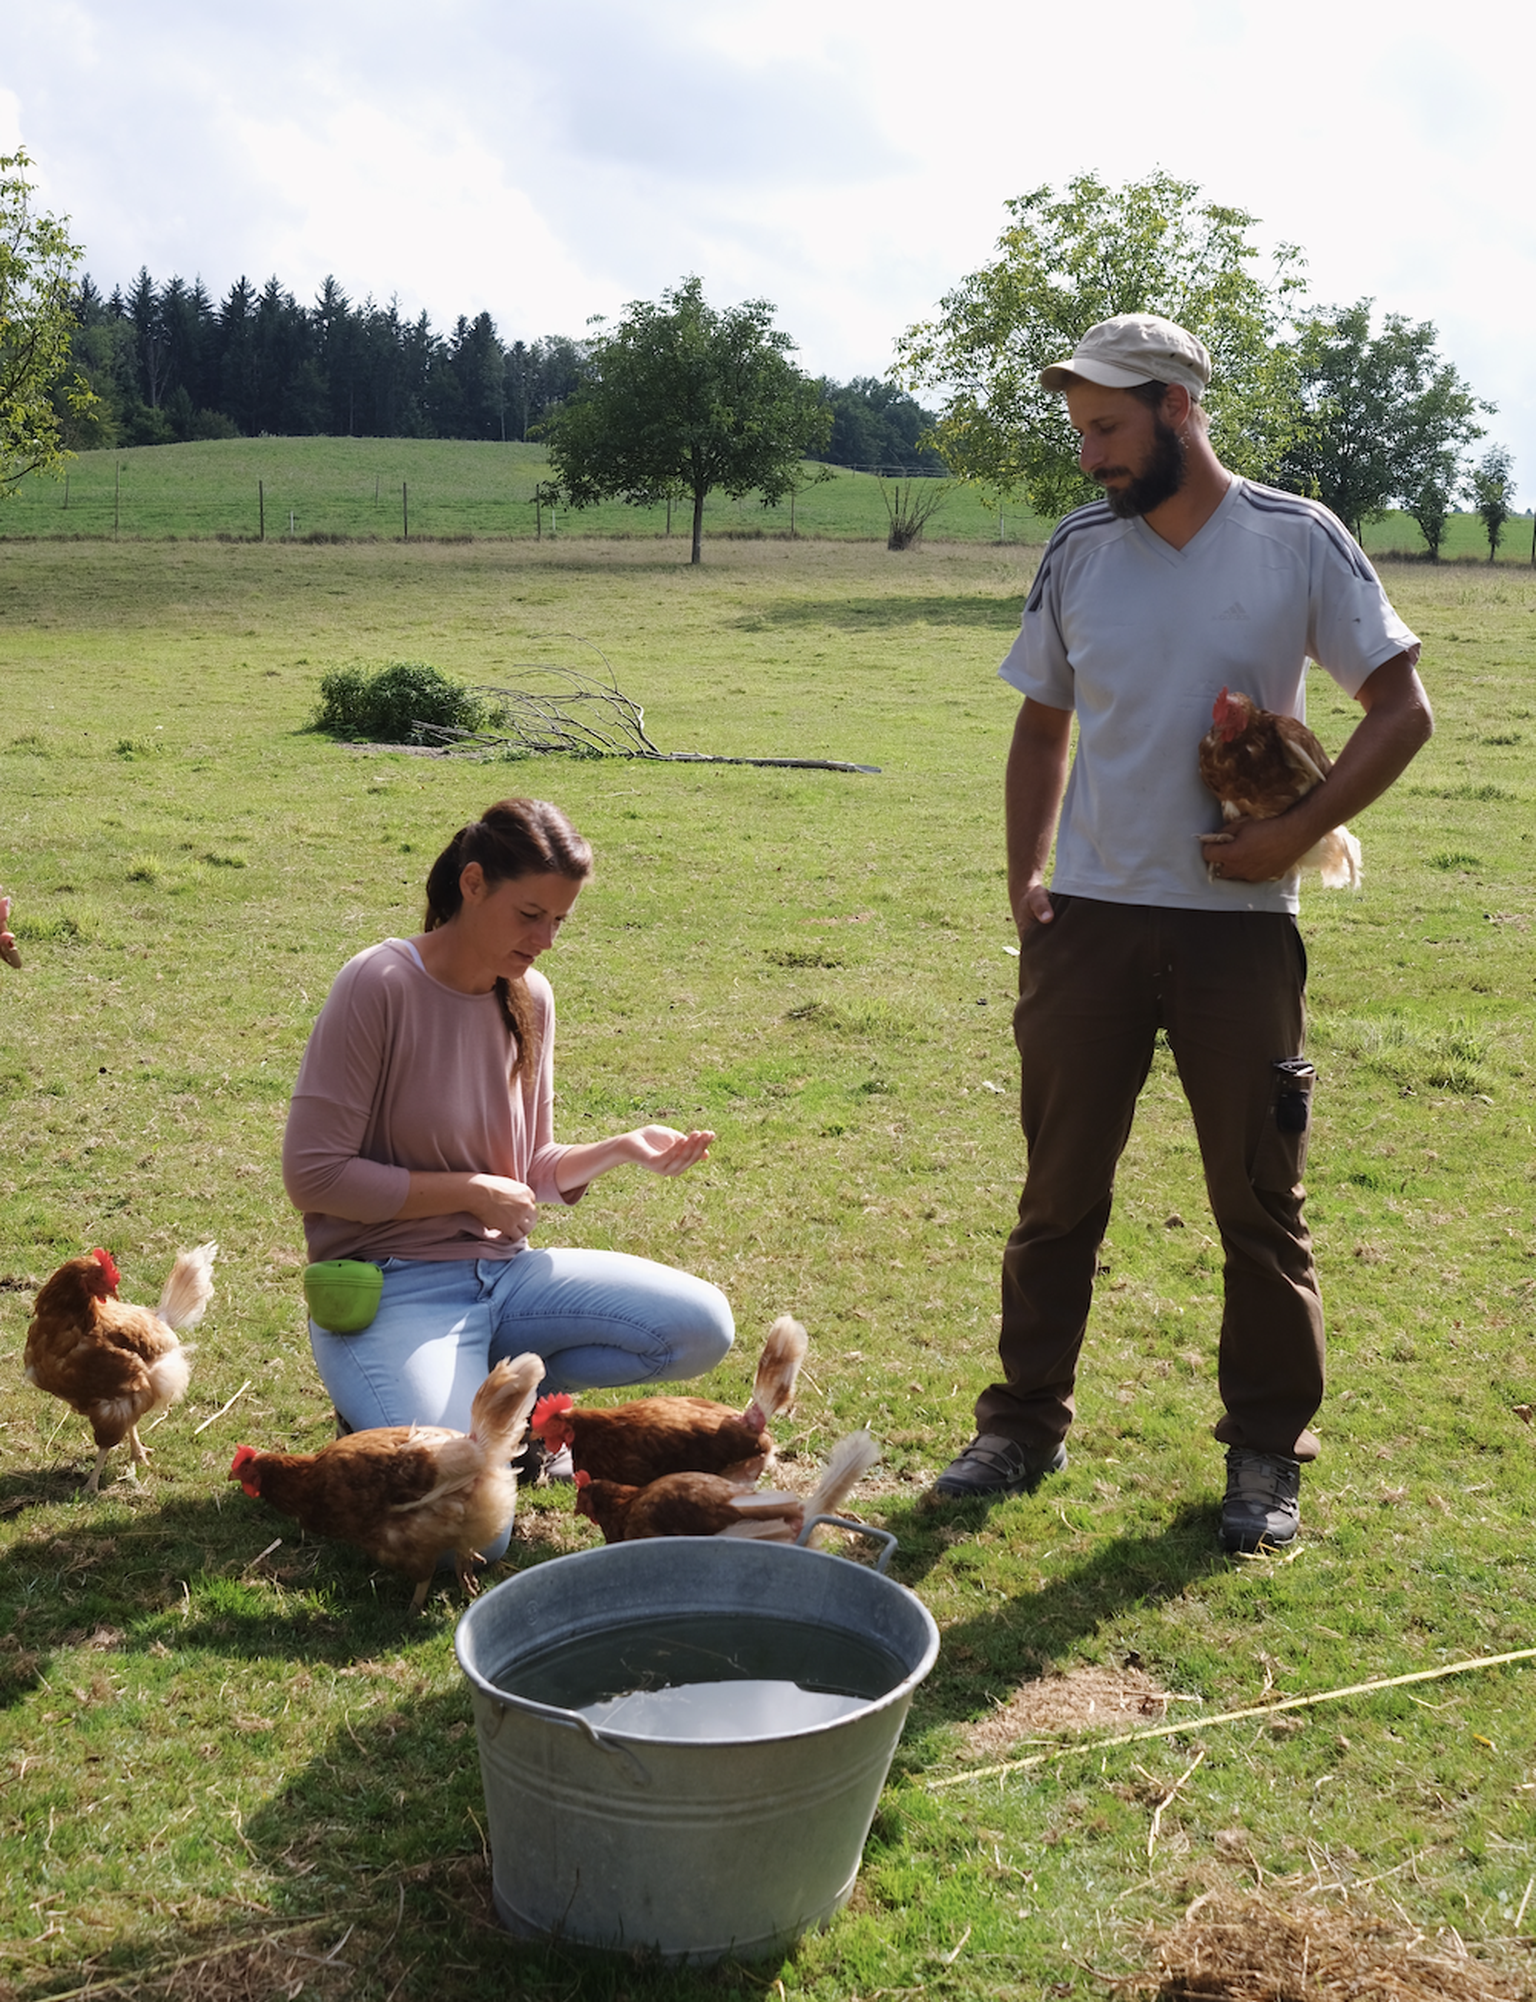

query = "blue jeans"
[[309, 1248, 735, 1560]]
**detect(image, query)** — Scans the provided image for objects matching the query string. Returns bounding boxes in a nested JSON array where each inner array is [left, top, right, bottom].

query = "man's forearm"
[[1005, 699, 1073, 927]]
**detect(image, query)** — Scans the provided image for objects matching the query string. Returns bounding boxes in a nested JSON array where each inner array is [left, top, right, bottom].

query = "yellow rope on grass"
[[928, 1644, 1536, 1790]]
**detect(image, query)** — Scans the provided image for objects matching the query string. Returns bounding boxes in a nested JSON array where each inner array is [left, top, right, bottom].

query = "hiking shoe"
[[931, 1433, 1068, 1499], [1221, 1447, 1301, 1553], [517, 1436, 574, 1485]]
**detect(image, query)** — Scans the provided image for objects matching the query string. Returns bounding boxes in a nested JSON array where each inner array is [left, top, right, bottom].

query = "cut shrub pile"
[[311, 660, 487, 743]]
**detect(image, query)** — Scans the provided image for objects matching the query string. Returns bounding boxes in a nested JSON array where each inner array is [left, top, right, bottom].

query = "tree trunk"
[[691, 485, 705, 565]]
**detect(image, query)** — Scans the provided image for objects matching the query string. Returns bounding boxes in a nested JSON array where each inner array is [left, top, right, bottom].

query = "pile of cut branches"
[[410, 642, 878, 772]]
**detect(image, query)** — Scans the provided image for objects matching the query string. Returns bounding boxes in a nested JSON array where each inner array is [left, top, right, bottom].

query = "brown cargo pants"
[[974, 895, 1325, 1462]]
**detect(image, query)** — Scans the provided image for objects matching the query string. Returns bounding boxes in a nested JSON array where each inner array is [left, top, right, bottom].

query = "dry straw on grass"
[[933, 1648, 1536, 1790], [962, 1663, 1179, 1758], [26, 1923, 355, 2002], [1112, 1888, 1533, 2001]]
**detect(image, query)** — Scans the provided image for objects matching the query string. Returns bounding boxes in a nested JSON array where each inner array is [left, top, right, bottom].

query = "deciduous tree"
[[893, 171, 1306, 518], [816, 377, 943, 474], [1281, 300, 1488, 542], [1, 149, 93, 494], [1467, 444, 1515, 562], [541, 276, 830, 563]]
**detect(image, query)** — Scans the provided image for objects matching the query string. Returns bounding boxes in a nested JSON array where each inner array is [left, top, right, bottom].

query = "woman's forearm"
[[394, 1171, 537, 1238], [554, 1136, 639, 1191], [554, 1126, 714, 1192], [393, 1171, 484, 1219]]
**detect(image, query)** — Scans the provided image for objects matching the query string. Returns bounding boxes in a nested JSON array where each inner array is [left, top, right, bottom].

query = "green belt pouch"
[[303, 1260, 384, 1335]]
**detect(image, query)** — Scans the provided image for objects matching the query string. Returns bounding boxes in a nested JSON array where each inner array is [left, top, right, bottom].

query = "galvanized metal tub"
[[454, 1535, 939, 1963]]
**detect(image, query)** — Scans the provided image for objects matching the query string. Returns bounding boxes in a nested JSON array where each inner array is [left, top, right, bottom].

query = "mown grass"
[[0, 537, 1533, 2001], [3, 434, 1530, 562]]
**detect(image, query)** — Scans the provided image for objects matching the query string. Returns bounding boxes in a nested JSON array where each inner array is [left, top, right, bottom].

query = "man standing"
[[932, 314, 1433, 1551]]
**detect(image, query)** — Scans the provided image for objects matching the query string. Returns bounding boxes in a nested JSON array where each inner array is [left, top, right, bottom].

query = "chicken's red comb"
[[530, 1393, 574, 1434], [229, 1445, 258, 1477], [574, 1469, 591, 1488], [91, 1246, 121, 1292], [1212, 686, 1233, 720]]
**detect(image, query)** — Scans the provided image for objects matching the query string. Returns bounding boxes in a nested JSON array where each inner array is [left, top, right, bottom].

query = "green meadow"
[[3, 435, 1531, 561], [1, 532, 1533, 2000]]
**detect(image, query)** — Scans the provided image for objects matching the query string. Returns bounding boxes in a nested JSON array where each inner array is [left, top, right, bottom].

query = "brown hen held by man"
[[1197, 686, 1362, 888]]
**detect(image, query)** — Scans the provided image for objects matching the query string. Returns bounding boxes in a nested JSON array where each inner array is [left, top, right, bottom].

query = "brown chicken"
[[529, 1314, 808, 1487], [1198, 686, 1362, 888], [574, 1428, 881, 1546], [228, 1352, 543, 1611], [24, 1242, 216, 1491]]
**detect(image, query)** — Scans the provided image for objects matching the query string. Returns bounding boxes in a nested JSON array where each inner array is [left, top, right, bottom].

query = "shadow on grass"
[[231, 1688, 799, 2001], [6, 1480, 1215, 1999], [0, 1462, 92, 1513], [882, 1499, 1224, 1739], [0, 1488, 578, 1703], [739, 595, 1023, 632]]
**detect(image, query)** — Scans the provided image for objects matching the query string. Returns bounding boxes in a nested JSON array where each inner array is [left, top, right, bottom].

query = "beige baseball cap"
[[1040, 313, 1211, 397]]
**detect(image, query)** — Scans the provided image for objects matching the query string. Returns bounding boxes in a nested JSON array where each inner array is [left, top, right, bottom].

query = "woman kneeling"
[[281, 797, 733, 1548]]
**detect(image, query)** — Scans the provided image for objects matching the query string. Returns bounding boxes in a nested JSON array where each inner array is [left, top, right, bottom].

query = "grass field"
[[0, 437, 1054, 546], [3, 435, 1531, 562], [1, 534, 1533, 2001]]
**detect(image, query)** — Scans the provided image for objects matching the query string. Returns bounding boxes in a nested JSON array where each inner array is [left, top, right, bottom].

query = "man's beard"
[[1098, 416, 1187, 518]]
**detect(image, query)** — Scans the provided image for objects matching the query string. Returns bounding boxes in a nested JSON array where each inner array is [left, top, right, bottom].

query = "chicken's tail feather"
[[800, 1429, 881, 1548], [720, 1432, 882, 1547], [1304, 825, 1362, 890], [744, 1314, 809, 1429], [156, 1241, 218, 1331], [804, 1429, 880, 1520], [146, 1343, 193, 1412], [469, 1352, 545, 1462], [724, 1486, 803, 1517]]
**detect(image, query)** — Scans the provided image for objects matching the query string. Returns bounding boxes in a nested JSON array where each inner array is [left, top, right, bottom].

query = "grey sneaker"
[[931, 1433, 1068, 1499], [1221, 1447, 1301, 1553]]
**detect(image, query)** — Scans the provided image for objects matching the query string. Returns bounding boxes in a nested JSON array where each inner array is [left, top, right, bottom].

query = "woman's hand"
[[553, 1127, 715, 1193], [394, 1171, 538, 1237], [463, 1174, 539, 1237], [625, 1126, 714, 1176]]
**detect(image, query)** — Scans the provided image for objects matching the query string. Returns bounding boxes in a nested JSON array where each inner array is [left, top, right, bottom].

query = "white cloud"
[[3, 0, 1532, 496]]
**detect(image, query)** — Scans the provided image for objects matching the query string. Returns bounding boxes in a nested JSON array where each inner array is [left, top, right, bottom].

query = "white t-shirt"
[[999, 478, 1420, 914]]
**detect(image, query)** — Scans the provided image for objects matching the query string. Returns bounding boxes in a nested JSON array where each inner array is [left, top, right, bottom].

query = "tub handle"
[[797, 1515, 898, 1574], [552, 1707, 655, 1786], [483, 1698, 654, 1785]]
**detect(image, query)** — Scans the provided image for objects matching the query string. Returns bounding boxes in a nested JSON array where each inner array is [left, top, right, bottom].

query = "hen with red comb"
[[1198, 687, 1362, 888], [23, 1241, 216, 1491], [528, 1314, 808, 1487]]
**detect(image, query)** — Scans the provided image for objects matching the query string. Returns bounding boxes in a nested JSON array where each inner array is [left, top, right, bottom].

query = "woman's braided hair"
[[423, 799, 593, 1078]]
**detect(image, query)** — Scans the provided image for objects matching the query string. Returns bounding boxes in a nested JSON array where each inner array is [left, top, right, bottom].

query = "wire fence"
[[0, 465, 1054, 546]]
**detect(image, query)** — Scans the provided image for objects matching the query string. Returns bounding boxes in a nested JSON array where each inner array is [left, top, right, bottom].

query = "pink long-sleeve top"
[[282, 940, 577, 1264]]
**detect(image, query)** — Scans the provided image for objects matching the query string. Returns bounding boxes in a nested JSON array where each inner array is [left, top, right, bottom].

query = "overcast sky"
[[5, 0, 1532, 507]]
